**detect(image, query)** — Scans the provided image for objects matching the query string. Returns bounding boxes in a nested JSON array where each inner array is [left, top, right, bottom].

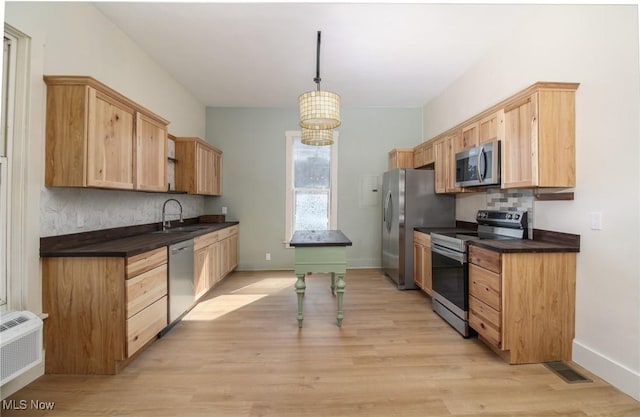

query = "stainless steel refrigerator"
[[382, 168, 455, 289]]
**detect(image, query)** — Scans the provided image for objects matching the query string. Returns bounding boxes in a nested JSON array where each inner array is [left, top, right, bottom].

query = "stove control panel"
[[476, 210, 528, 229]]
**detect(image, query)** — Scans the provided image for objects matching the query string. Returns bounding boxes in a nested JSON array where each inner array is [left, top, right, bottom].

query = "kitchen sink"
[[152, 224, 213, 234]]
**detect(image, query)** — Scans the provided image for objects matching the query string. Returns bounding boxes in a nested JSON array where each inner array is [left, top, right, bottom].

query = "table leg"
[[295, 274, 306, 328], [330, 272, 336, 295], [336, 274, 345, 327]]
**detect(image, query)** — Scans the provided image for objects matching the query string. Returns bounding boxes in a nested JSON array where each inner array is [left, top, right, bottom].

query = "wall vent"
[[0, 311, 43, 385]]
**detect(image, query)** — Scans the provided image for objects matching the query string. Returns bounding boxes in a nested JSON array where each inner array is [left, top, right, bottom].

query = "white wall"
[[422, 5, 640, 400], [3, 2, 207, 397]]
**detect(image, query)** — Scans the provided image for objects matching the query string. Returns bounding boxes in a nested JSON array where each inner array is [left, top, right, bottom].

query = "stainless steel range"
[[430, 210, 528, 337]]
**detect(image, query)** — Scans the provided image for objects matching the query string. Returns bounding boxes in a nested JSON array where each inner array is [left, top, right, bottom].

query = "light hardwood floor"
[[4, 269, 639, 416]]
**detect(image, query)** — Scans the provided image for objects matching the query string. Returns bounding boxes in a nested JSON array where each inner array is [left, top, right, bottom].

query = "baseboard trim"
[[573, 339, 640, 400]]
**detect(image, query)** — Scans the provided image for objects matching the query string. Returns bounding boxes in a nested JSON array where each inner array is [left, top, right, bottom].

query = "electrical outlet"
[[266, 253, 271, 261], [591, 212, 602, 230], [222, 206, 228, 215]]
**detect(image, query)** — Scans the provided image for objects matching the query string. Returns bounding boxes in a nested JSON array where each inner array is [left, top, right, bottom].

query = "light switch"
[[222, 206, 227, 215], [591, 212, 602, 230]]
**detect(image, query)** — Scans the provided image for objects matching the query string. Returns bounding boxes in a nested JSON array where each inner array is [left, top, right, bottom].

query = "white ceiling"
[[94, 2, 535, 108]]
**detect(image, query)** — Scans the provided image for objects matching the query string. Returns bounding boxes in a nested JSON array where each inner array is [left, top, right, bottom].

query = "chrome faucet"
[[162, 198, 184, 231]]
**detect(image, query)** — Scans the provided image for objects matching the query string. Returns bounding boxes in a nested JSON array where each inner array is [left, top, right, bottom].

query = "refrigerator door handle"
[[384, 192, 393, 233]]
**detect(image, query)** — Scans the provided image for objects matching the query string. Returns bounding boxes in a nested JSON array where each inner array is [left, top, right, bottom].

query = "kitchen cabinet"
[[135, 113, 168, 192], [174, 136, 222, 196], [193, 225, 239, 300], [434, 132, 462, 194], [479, 109, 504, 145], [468, 245, 576, 364], [413, 231, 432, 295], [502, 86, 577, 188], [460, 122, 479, 150], [413, 141, 434, 168], [388, 148, 414, 170], [42, 247, 168, 374], [44, 76, 169, 191]]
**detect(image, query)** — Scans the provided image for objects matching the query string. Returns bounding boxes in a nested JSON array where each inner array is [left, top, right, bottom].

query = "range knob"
[[514, 214, 520, 220], [506, 213, 513, 219]]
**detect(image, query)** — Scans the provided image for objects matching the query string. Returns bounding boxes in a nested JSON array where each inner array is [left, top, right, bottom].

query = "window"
[[0, 33, 15, 310], [1, 25, 29, 311], [285, 131, 338, 245]]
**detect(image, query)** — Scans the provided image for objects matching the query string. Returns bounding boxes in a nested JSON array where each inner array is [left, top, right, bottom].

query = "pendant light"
[[301, 128, 334, 146], [298, 31, 341, 132]]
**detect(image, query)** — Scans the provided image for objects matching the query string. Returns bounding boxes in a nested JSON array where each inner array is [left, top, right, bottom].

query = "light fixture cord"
[[314, 31, 321, 91]]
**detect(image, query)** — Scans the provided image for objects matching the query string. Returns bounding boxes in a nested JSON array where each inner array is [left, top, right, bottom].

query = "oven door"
[[431, 244, 468, 316]]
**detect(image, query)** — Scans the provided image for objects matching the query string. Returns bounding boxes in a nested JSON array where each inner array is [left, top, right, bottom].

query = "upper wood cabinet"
[[413, 141, 434, 168], [44, 76, 169, 192], [136, 113, 168, 192], [388, 148, 414, 170], [173, 136, 222, 196], [479, 109, 505, 145], [460, 122, 479, 150], [434, 132, 463, 194], [502, 87, 577, 188]]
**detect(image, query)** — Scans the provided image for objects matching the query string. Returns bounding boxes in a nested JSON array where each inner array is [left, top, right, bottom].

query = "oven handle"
[[477, 146, 486, 183], [431, 244, 466, 264]]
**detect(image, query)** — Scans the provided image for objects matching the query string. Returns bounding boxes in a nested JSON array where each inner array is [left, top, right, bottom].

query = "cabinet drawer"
[[126, 247, 167, 278], [219, 225, 239, 240], [469, 263, 501, 310], [413, 231, 431, 247], [194, 231, 219, 251], [127, 295, 167, 357], [469, 245, 501, 273], [469, 296, 501, 348], [126, 264, 167, 318]]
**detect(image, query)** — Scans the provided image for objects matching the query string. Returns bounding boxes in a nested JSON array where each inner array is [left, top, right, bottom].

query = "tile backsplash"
[[485, 188, 534, 238], [41, 187, 205, 237]]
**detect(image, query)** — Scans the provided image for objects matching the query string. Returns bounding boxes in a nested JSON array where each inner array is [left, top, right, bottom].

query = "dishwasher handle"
[[169, 240, 194, 255]]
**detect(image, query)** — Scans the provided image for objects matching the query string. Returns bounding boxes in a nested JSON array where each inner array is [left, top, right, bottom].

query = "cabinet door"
[[194, 246, 210, 299], [228, 234, 239, 271], [421, 244, 432, 296], [412, 146, 425, 169], [479, 109, 505, 145], [503, 94, 538, 188], [461, 122, 479, 150], [434, 139, 447, 194], [87, 89, 135, 189], [196, 144, 215, 195], [212, 240, 223, 283], [136, 113, 167, 191], [212, 151, 222, 196], [445, 132, 463, 193], [413, 243, 423, 289]]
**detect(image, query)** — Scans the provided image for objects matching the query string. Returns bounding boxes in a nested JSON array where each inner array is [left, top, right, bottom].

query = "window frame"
[[284, 130, 338, 247]]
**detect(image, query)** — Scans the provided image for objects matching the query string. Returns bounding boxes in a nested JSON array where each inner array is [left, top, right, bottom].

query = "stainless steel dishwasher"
[[168, 239, 195, 325]]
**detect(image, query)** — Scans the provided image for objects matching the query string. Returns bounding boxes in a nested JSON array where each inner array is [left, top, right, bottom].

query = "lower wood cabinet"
[[194, 225, 239, 300], [42, 247, 168, 374], [413, 231, 432, 296], [468, 245, 576, 364]]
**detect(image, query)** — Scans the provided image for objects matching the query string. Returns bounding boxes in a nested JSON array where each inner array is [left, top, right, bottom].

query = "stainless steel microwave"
[[455, 141, 500, 187]]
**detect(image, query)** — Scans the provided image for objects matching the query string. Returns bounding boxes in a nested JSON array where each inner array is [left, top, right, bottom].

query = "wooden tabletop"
[[290, 230, 352, 247]]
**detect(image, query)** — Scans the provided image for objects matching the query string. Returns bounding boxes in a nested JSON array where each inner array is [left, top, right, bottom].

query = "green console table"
[[289, 230, 352, 327]]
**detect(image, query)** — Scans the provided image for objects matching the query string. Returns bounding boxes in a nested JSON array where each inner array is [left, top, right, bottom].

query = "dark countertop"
[[290, 230, 352, 247], [469, 239, 579, 253], [40, 222, 239, 258], [415, 225, 579, 253]]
